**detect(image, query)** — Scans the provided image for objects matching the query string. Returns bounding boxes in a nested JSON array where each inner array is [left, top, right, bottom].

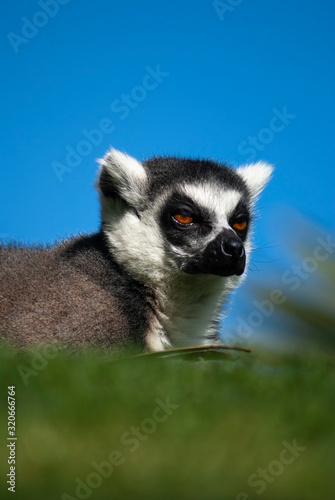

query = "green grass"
[[0, 344, 334, 500]]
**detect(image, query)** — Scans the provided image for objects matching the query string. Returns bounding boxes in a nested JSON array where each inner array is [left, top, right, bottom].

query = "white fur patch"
[[181, 183, 243, 236], [236, 161, 274, 202], [104, 209, 168, 287], [155, 273, 241, 348], [97, 148, 148, 208]]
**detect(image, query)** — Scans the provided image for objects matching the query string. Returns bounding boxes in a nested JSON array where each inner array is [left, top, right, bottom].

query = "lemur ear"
[[236, 161, 274, 202], [97, 148, 148, 207]]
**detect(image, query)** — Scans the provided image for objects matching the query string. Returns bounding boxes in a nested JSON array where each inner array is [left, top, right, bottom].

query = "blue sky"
[[1, 0, 334, 346]]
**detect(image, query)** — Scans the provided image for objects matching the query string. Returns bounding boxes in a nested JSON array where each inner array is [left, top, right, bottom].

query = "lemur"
[[0, 148, 273, 352]]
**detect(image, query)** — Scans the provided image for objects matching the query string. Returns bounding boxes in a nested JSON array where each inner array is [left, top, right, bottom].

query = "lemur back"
[[0, 234, 148, 350]]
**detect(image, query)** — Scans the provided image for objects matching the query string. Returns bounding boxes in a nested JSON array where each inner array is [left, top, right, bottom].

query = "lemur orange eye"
[[173, 214, 194, 224], [233, 220, 247, 231]]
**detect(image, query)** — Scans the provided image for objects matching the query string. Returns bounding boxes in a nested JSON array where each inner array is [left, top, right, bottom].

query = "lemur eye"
[[232, 220, 247, 231], [173, 213, 194, 225]]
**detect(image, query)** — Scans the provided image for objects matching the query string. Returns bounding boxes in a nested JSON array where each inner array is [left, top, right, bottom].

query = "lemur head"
[[97, 148, 273, 286]]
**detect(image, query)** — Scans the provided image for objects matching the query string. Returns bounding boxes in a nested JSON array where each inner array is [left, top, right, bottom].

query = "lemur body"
[[0, 149, 273, 352]]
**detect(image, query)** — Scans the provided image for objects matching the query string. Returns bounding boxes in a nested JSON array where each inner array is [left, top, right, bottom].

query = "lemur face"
[[98, 149, 273, 283], [158, 188, 249, 277]]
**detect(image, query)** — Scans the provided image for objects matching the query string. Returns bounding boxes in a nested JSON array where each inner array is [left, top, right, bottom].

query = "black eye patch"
[[159, 192, 213, 244], [229, 202, 251, 240]]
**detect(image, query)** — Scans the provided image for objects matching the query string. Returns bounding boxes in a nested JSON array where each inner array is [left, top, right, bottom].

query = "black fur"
[[144, 157, 250, 201]]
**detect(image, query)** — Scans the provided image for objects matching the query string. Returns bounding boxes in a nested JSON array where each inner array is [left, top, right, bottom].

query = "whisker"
[[252, 258, 283, 264]]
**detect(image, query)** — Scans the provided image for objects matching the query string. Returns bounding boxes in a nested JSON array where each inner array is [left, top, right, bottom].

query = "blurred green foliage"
[[0, 345, 334, 500], [247, 217, 335, 354]]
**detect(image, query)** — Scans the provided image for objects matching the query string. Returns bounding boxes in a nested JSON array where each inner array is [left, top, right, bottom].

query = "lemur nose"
[[223, 238, 245, 260]]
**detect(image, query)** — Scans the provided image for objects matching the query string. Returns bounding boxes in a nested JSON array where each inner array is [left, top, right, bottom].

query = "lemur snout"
[[203, 231, 246, 277], [221, 235, 245, 276], [182, 231, 246, 277], [222, 236, 245, 259]]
